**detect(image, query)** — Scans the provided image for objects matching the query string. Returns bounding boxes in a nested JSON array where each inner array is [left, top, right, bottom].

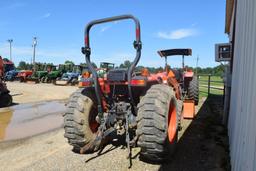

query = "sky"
[[0, 0, 228, 68]]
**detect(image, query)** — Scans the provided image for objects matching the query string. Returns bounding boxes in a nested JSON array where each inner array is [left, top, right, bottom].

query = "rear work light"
[[130, 79, 146, 86]]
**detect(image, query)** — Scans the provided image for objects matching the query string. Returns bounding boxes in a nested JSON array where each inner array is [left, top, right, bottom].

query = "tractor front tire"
[[63, 88, 99, 153], [188, 76, 199, 105], [19, 77, 24, 82], [44, 77, 49, 83], [137, 84, 179, 162], [40, 77, 45, 83]]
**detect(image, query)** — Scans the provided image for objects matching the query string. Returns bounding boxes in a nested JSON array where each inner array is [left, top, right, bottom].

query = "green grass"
[[198, 75, 223, 81], [198, 75, 224, 98]]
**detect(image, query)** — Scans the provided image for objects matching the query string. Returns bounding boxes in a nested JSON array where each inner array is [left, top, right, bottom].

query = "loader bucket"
[[26, 77, 40, 84]]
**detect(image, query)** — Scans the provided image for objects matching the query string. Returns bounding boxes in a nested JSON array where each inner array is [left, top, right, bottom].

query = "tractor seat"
[[171, 69, 183, 82]]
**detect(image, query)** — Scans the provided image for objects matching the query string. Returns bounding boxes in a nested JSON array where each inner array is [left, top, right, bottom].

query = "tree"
[[92, 62, 97, 68], [17, 61, 26, 70], [119, 60, 131, 68], [80, 62, 97, 68], [64, 60, 74, 65]]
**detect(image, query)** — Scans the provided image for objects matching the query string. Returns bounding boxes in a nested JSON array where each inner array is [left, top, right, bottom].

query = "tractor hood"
[[36, 71, 48, 76], [47, 70, 61, 77], [5, 70, 19, 76], [61, 72, 80, 79]]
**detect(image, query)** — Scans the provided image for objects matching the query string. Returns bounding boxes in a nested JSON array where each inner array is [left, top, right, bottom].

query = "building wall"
[[228, 0, 256, 170]]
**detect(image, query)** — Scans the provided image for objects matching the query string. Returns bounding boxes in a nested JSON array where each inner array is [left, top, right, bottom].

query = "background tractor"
[[98, 62, 115, 77], [157, 48, 199, 106], [26, 63, 53, 83], [43, 64, 72, 83], [78, 62, 114, 88], [63, 15, 198, 166], [0, 56, 12, 107], [55, 65, 83, 86], [1, 58, 15, 73], [17, 70, 33, 82], [4, 70, 20, 81], [2, 58, 18, 81]]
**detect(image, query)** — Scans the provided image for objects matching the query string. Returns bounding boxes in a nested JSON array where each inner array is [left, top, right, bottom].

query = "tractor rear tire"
[[20, 77, 24, 82], [63, 88, 99, 153], [0, 93, 12, 107], [136, 84, 179, 162], [188, 76, 199, 105]]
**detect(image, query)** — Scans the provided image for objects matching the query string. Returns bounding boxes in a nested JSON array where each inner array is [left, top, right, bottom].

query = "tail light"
[[78, 80, 92, 87], [131, 79, 146, 86]]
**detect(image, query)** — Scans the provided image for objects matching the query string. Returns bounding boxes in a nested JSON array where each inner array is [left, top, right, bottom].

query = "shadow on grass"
[[159, 95, 230, 171]]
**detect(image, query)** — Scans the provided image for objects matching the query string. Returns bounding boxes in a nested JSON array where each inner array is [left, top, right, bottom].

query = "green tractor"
[[43, 64, 73, 84], [98, 62, 115, 77], [27, 63, 54, 83], [55, 65, 83, 86]]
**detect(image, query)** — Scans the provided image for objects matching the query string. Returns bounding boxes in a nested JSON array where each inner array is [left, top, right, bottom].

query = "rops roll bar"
[[81, 14, 142, 115]]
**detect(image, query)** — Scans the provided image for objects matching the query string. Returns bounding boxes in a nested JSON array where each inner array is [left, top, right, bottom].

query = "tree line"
[[119, 60, 226, 76], [16, 60, 225, 76]]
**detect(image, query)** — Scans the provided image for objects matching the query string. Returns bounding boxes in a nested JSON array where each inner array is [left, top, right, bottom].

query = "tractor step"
[[183, 100, 195, 119]]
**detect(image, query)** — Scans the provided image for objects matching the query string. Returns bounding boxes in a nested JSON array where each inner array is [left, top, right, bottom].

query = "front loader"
[[63, 15, 186, 165], [55, 65, 83, 86]]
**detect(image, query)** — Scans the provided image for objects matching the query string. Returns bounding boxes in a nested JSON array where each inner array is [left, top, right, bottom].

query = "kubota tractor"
[[63, 15, 198, 165], [155, 49, 199, 126], [0, 56, 12, 107], [17, 70, 33, 82]]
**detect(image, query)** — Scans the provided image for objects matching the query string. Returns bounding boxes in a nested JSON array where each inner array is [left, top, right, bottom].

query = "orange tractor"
[[0, 56, 12, 107], [63, 15, 198, 165], [17, 70, 33, 82], [157, 48, 199, 117]]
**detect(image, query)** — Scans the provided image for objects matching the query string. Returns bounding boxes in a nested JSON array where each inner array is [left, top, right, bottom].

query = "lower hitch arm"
[[80, 113, 114, 154], [126, 109, 132, 168]]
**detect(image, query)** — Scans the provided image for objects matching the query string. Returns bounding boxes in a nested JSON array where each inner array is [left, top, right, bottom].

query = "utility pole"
[[7, 39, 13, 61], [196, 55, 199, 75], [32, 37, 37, 71]]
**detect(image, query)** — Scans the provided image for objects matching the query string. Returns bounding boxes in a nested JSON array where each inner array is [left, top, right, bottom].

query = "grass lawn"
[[198, 75, 224, 98]]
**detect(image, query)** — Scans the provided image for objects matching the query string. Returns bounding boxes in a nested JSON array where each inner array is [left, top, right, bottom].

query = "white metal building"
[[225, 0, 256, 170]]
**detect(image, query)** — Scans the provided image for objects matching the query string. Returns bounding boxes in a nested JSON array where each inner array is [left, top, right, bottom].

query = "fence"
[[197, 74, 224, 96]]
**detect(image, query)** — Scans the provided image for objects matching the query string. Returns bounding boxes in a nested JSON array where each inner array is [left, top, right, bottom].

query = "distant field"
[[198, 75, 224, 98]]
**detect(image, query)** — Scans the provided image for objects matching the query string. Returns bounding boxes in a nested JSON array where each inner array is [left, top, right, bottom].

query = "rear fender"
[[184, 71, 194, 78], [130, 76, 147, 86], [81, 86, 108, 111]]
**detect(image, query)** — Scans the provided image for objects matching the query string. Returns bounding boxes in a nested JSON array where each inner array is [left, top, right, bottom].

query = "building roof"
[[225, 0, 235, 33]]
